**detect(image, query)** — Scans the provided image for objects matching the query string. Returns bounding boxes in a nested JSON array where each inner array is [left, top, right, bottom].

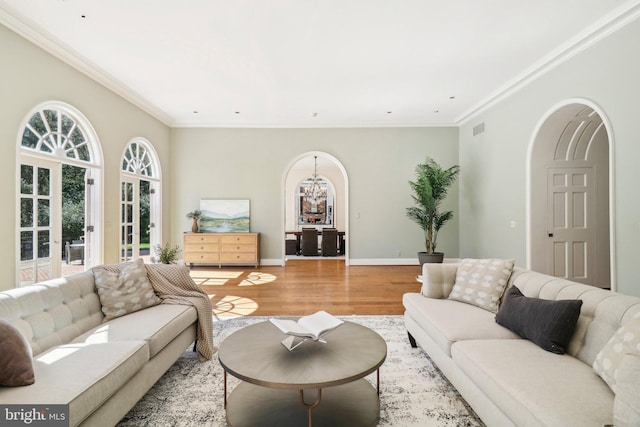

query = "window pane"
[[21, 165, 33, 195], [127, 183, 133, 201], [127, 226, 133, 245], [37, 231, 50, 258], [70, 128, 85, 145], [29, 112, 46, 135], [38, 168, 50, 196], [20, 231, 33, 261], [21, 198, 33, 227], [22, 128, 39, 149], [44, 109, 58, 133], [127, 204, 133, 223], [38, 199, 50, 227], [61, 114, 74, 135], [77, 144, 90, 161]]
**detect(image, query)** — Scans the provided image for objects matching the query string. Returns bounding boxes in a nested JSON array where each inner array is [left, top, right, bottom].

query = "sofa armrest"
[[613, 353, 640, 427], [420, 263, 458, 299]]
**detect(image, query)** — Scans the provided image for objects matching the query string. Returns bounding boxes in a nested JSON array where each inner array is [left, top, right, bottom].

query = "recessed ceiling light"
[[235, 111, 240, 114], [81, 14, 86, 18], [387, 111, 392, 114], [193, 110, 198, 114], [449, 96, 456, 100], [434, 110, 439, 113]]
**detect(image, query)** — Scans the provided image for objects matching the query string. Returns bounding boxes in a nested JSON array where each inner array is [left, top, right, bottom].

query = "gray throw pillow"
[[93, 259, 161, 321], [495, 286, 582, 354], [0, 320, 35, 386]]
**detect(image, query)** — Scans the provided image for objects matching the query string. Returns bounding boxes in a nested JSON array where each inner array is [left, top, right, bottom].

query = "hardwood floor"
[[190, 260, 422, 318]]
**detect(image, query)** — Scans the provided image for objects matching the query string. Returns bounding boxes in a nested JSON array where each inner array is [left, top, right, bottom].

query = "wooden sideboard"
[[183, 232, 260, 268]]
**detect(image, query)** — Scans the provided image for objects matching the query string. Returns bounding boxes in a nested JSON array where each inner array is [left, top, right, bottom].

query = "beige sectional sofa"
[[403, 261, 640, 427], [0, 262, 212, 426]]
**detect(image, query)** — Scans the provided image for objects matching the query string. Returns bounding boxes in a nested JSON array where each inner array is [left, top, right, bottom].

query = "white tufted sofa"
[[0, 270, 198, 426], [403, 263, 640, 427]]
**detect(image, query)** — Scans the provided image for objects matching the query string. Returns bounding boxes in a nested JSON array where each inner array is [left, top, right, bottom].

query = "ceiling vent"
[[473, 122, 485, 136]]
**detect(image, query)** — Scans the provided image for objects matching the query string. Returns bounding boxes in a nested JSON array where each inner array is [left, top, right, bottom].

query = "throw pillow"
[[448, 258, 515, 313], [593, 312, 640, 392], [495, 286, 583, 354], [0, 320, 35, 386], [93, 259, 161, 321]]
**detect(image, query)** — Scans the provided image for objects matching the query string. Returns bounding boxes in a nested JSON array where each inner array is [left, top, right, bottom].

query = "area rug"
[[118, 315, 484, 427]]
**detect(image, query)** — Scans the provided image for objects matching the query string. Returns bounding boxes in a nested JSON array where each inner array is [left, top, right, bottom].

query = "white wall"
[[458, 17, 640, 296], [170, 127, 459, 264], [0, 24, 171, 291]]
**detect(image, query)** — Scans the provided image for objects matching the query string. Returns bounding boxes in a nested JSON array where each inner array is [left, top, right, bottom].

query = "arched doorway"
[[282, 152, 349, 265], [527, 99, 614, 289]]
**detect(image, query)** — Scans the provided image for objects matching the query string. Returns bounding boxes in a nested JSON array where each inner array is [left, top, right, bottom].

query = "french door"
[[19, 159, 61, 285], [120, 178, 138, 262]]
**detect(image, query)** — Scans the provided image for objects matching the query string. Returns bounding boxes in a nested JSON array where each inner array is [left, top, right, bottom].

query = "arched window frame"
[[119, 138, 162, 262], [16, 101, 104, 284]]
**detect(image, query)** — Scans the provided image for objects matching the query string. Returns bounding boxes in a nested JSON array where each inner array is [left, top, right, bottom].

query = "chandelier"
[[303, 156, 327, 204]]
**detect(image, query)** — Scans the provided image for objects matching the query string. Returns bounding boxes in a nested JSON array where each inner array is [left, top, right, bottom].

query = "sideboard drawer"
[[220, 252, 257, 263], [184, 252, 219, 263], [221, 243, 255, 253], [221, 234, 257, 245]]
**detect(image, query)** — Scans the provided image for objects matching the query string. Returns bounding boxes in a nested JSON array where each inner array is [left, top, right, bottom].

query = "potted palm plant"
[[406, 157, 460, 264]]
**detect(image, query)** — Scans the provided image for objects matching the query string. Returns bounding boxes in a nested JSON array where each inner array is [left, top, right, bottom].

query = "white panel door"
[[546, 167, 595, 284]]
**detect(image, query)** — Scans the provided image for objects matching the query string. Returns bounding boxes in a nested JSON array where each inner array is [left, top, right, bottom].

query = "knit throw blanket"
[[92, 262, 216, 361]]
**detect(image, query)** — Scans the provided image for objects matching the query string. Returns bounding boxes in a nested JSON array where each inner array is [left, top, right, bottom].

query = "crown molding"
[[456, 1, 640, 126], [0, 4, 175, 127]]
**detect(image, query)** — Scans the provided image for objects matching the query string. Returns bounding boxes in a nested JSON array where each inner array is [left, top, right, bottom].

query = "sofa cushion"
[[93, 259, 161, 321], [0, 320, 35, 386], [495, 286, 583, 354], [451, 339, 614, 427], [72, 303, 197, 357], [0, 340, 149, 426], [593, 311, 640, 392], [403, 293, 519, 356], [448, 258, 514, 313]]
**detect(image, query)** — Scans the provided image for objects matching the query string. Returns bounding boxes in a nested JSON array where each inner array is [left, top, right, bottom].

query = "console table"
[[183, 232, 260, 268]]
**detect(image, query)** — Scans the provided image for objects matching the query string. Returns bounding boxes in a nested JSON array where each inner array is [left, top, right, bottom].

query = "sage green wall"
[[170, 127, 459, 263], [458, 17, 640, 296], [0, 24, 171, 291]]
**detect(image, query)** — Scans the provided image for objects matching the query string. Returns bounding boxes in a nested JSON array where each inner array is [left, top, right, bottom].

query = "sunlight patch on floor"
[[211, 295, 259, 317], [238, 272, 276, 286], [190, 270, 243, 286]]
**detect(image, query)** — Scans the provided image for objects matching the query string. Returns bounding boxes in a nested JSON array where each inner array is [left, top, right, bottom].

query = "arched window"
[[120, 139, 162, 263], [17, 102, 103, 285]]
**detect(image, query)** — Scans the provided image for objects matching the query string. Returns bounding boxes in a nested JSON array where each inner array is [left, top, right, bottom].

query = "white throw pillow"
[[93, 259, 161, 321], [448, 258, 515, 313], [593, 312, 640, 392]]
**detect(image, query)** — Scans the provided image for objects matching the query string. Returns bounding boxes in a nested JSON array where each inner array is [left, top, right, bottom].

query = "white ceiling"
[[1, 0, 638, 128]]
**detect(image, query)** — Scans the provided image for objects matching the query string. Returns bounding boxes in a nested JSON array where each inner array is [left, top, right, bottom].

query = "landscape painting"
[[199, 199, 250, 232]]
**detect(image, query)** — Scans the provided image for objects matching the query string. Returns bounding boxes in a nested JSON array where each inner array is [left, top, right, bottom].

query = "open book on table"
[[269, 311, 344, 349]]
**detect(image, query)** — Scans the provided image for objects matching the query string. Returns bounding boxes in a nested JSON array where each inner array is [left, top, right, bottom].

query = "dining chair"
[[321, 228, 338, 256], [301, 228, 319, 256]]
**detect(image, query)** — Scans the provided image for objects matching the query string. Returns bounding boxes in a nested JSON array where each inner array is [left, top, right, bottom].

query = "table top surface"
[[218, 320, 386, 389]]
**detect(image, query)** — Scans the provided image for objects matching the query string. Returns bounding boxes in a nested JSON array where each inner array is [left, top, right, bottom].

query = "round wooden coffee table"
[[218, 320, 387, 427]]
